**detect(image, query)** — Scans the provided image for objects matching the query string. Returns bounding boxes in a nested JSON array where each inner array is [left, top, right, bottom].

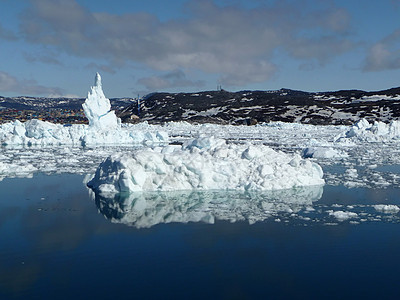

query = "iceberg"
[[82, 72, 120, 130], [0, 73, 168, 146], [87, 136, 325, 194]]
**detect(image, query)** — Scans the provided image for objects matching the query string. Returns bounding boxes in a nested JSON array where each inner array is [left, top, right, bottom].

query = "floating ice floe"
[[302, 147, 348, 159], [328, 210, 358, 221], [87, 136, 325, 194], [0, 73, 168, 146], [373, 205, 400, 214], [339, 118, 400, 142]]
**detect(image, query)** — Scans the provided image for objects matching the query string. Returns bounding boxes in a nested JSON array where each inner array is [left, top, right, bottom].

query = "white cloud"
[[85, 62, 116, 74], [19, 0, 355, 88], [0, 23, 17, 41], [364, 29, 400, 71], [0, 71, 64, 96], [138, 70, 205, 90], [23, 52, 63, 66]]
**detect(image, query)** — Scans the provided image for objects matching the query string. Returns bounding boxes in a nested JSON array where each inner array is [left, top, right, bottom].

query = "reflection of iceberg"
[[91, 185, 323, 228]]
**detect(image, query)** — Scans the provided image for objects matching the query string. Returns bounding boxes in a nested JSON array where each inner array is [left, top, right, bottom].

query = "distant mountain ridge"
[[2, 86, 400, 125], [119, 86, 400, 125], [0, 96, 134, 111]]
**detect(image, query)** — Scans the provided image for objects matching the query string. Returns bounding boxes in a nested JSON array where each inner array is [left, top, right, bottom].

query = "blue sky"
[[0, 0, 400, 98]]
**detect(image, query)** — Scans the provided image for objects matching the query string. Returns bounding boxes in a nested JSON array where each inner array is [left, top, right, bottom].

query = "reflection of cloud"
[[92, 186, 324, 228]]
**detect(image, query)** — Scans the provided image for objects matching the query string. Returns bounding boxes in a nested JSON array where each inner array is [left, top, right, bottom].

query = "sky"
[[0, 0, 400, 98]]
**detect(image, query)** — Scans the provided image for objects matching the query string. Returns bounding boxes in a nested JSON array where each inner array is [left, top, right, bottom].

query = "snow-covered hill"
[[120, 87, 400, 125], [2, 86, 400, 125]]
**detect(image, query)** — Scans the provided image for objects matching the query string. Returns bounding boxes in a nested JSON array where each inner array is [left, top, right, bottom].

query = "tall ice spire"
[[94, 72, 102, 87], [82, 73, 120, 130]]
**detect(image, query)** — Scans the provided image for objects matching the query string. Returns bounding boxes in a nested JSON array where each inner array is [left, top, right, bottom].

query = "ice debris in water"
[[328, 210, 358, 221], [339, 118, 400, 142], [87, 136, 325, 194], [0, 73, 168, 146], [302, 147, 348, 159], [373, 205, 400, 214]]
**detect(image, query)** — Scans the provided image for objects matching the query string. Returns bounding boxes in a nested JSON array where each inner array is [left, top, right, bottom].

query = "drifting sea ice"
[[339, 118, 400, 142], [373, 205, 400, 213], [328, 210, 358, 222], [302, 147, 348, 159], [87, 136, 325, 194]]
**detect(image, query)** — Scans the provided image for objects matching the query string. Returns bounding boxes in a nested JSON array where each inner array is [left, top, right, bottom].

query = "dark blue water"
[[1, 174, 400, 299]]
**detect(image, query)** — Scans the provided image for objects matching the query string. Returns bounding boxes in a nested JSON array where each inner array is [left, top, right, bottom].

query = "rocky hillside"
[[0, 96, 134, 111], [119, 87, 400, 125]]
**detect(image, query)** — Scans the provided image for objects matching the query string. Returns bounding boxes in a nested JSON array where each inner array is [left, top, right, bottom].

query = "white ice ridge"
[[0, 73, 168, 146], [87, 136, 325, 194], [338, 118, 400, 142]]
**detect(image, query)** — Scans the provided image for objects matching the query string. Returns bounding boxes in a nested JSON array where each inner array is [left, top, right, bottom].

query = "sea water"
[[1, 174, 400, 299]]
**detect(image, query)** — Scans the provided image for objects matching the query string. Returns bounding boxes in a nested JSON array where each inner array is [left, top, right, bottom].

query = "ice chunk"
[[329, 210, 358, 221], [302, 147, 348, 159], [87, 137, 325, 194], [373, 205, 400, 214]]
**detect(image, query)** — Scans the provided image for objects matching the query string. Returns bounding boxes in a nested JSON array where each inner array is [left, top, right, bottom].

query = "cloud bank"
[[138, 70, 205, 90], [0, 71, 64, 96], [18, 0, 355, 89], [364, 29, 400, 71]]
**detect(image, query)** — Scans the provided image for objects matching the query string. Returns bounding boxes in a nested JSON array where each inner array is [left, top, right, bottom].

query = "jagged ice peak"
[[82, 72, 120, 130], [95, 72, 102, 88]]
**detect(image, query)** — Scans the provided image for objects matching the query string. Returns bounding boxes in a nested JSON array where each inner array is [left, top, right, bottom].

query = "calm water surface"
[[1, 174, 400, 299]]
